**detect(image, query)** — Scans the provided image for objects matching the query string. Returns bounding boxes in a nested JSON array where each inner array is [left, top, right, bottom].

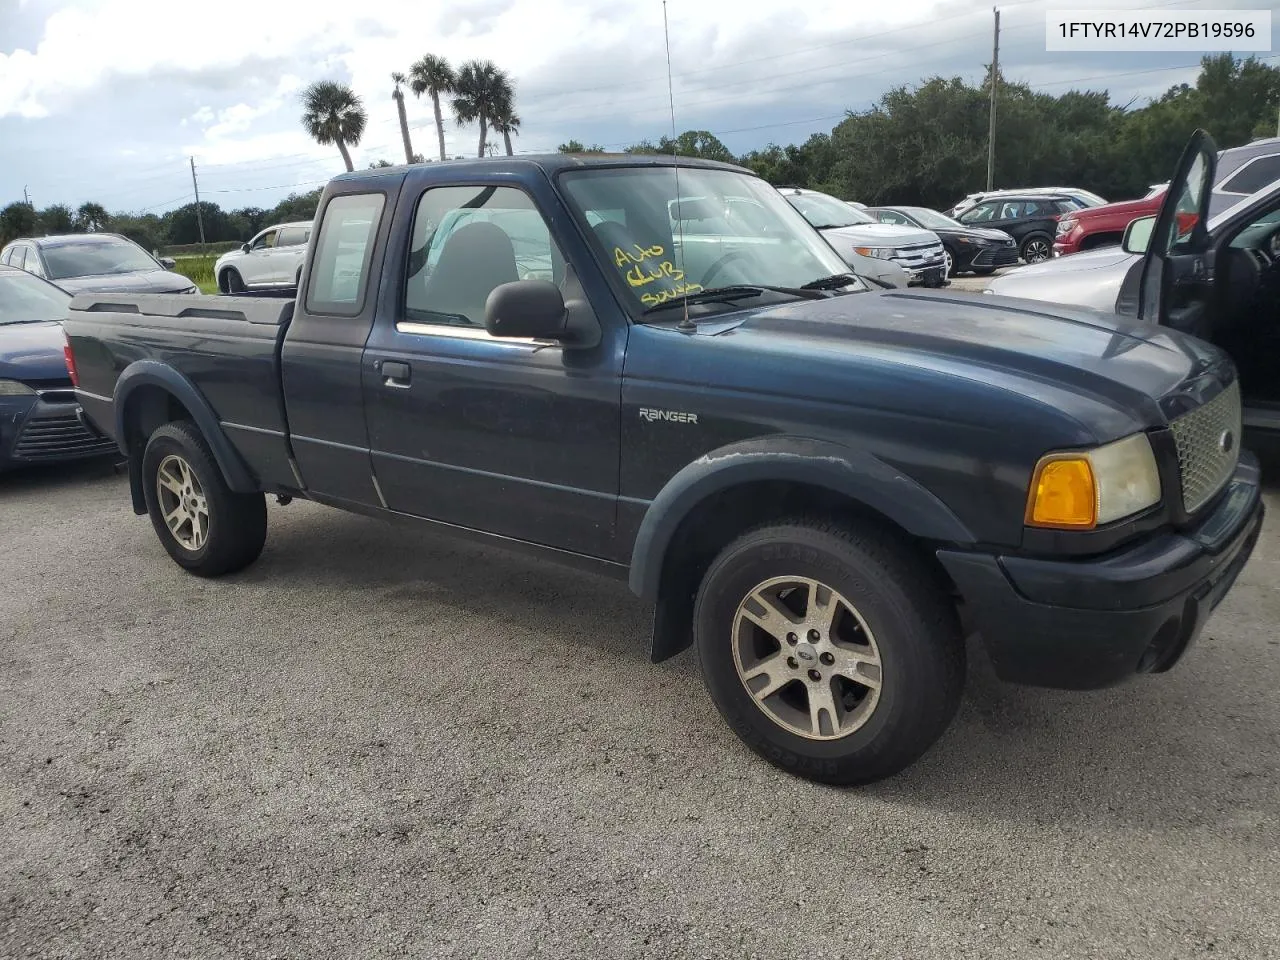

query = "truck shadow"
[[235, 501, 1278, 831]]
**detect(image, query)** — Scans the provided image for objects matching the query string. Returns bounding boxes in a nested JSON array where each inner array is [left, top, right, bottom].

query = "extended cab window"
[[403, 185, 563, 328], [306, 193, 385, 316]]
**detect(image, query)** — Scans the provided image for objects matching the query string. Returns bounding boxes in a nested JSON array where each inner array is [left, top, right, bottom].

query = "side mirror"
[[1122, 216, 1156, 255], [159, 256, 177, 269], [484, 279, 569, 340], [241, 242, 251, 254]]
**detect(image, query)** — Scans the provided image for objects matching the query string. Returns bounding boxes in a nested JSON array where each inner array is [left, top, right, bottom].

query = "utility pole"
[[986, 5, 1000, 191], [23, 185, 31, 208], [189, 156, 206, 244]]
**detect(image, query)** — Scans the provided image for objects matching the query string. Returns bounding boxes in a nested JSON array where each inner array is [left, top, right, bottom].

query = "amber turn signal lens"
[[1026, 456, 1097, 529]]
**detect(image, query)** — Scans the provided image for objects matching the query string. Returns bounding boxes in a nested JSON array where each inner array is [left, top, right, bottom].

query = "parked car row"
[[0, 234, 197, 295]]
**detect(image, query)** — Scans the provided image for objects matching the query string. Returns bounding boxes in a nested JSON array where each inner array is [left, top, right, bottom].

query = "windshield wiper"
[[642, 284, 823, 316], [800, 273, 864, 291]]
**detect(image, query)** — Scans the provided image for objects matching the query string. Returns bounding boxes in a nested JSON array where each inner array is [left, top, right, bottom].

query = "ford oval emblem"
[[1218, 429, 1235, 454]]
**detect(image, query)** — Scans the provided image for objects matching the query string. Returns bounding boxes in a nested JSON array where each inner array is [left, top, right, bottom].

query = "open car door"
[[1134, 129, 1218, 338]]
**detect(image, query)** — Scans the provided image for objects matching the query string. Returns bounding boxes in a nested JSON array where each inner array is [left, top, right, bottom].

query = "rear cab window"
[[305, 193, 387, 316]]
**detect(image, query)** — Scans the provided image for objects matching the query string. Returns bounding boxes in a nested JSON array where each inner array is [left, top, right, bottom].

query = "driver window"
[[251, 231, 277, 251], [404, 185, 564, 329]]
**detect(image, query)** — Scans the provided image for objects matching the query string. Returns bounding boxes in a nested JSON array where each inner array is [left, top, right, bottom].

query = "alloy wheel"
[[155, 454, 209, 551], [1023, 239, 1050, 263], [732, 576, 883, 740]]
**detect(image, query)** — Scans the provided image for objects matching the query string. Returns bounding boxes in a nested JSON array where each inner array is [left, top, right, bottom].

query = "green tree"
[[37, 204, 76, 234], [451, 59, 514, 158], [75, 202, 110, 232], [391, 72, 416, 165], [111, 212, 165, 253], [164, 202, 232, 245], [267, 189, 324, 224], [300, 80, 368, 172], [659, 130, 736, 163], [558, 140, 606, 153], [409, 54, 457, 162], [492, 109, 520, 157], [0, 202, 37, 244]]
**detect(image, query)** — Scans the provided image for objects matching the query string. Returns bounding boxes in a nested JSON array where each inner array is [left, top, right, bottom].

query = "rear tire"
[[693, 519, 965, 786], [141, 421, 266, 577], [1020, 234, 1052, 264]]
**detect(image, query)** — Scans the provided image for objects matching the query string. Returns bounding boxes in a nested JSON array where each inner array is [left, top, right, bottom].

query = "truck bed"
[[64, 293, 297, 490]]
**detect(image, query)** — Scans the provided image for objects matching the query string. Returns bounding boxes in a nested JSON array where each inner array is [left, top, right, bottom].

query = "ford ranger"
[[61, 154, 1264, 786]]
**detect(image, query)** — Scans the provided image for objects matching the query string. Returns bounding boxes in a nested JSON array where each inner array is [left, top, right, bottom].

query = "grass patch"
[[171, 254, 218, 293]]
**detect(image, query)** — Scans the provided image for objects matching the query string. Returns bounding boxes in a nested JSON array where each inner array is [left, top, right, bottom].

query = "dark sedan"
[[0, 266, 118, 471], [866, 206, 1018, 277], [0, 233, 198, 295]]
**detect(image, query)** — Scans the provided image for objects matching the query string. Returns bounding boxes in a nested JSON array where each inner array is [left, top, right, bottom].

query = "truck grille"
[[1168, 380, 1241, 514], [12, 412, 116, 462]]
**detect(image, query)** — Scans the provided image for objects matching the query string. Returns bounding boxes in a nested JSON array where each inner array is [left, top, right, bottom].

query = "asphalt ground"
[[2, 457, 1278, 960]]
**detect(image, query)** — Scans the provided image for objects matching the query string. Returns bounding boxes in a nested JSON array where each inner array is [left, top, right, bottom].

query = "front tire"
[[693, 519, 964, 786], [141, 421, 266, 577], [222, 268, 246, 294]]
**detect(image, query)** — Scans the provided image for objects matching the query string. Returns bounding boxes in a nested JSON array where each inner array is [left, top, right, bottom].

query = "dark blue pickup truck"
[[61, 154, 1264, 785]]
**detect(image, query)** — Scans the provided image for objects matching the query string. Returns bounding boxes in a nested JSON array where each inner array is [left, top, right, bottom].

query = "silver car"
[[214, 221, 313, 293]]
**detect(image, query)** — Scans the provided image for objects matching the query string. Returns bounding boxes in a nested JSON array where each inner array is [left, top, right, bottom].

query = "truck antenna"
[[663, 0, 695, 334]]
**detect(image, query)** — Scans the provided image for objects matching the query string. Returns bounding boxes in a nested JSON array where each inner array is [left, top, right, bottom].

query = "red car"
[[1053, 186, 1166, 256]]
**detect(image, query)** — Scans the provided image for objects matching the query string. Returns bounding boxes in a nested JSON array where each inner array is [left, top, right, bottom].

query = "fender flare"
[[114, 360, 258, 497], [627, 436, 975, 601]]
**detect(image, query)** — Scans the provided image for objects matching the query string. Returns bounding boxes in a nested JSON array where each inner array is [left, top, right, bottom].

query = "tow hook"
[[275, 494, 293, 506]]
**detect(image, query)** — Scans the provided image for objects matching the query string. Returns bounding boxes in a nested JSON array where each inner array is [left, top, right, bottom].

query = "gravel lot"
[[2, 459, 1278, 959]]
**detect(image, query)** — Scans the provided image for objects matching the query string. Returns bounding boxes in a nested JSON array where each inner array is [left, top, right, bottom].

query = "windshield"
[[0, 271, 72, 325], [785, 192, 875, 229], [559, 167, 856, 312], [900, 207, 963, 230], [41, 238, 160, 280]]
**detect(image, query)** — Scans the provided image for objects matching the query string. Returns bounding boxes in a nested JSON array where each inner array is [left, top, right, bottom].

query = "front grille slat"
[[1169, 380, 1241, 514], [12, 413, 116, 461]]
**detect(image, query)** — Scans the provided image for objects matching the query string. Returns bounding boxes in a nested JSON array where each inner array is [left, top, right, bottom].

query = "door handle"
[[380, 360, 411, 388]]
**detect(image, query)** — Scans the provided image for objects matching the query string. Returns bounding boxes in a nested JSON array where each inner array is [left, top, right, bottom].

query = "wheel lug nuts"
[[786, 633, 798, 645], [787, 657, 798, 670], [820, 652, 835, 666], [807, 669, 822, 682], [807, 629, 820, 642]]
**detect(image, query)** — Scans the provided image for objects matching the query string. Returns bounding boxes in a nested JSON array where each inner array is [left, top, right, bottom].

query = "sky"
[[0, 0, 1277, 216]]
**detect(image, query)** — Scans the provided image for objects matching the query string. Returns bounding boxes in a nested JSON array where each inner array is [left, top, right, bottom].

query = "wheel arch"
[[628, 437, 975, 662], [114, 360, 257, 514]]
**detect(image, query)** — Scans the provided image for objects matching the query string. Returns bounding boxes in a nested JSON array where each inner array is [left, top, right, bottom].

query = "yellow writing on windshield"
[[613, 244, 666, 267], [640, 282, 703, 307], [625, 260, 686, 288]]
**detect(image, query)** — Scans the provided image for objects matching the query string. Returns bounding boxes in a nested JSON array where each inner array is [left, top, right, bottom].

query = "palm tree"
[[491, 108, 520, 157], [408, 54, 456, 162], [451, 59, 514, 158], [391, 72, 415, 165], [300, 80, 368, 172]]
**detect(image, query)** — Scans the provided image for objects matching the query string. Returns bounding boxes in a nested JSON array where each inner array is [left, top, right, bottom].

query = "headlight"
[[1025, 432, 1161, 530], [1056, 219, 1076, 236], [852, 246, 897, 259], [183, 284, 199, 294], [0, 379, 36, 396]]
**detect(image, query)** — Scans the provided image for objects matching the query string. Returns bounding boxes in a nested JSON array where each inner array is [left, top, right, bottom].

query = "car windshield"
[[0, 271, 72, 325], [785, 193, 875, 229], [41, 239, 159, 279], [900, 207, 963, 230], [559, 167, 858, 313]]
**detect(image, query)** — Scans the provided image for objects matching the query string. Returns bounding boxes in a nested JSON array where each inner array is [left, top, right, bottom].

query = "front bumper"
[[0, 392, 118, 470], [968, 244, 1020, 268], [937, 453, 1265, 690]]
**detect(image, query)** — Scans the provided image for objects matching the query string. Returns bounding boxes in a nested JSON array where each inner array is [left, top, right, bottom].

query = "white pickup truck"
[[214, 220, 313, 293]]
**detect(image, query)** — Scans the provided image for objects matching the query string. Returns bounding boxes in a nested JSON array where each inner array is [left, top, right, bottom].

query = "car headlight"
[[853, 246, 897, 259], [1025, 432, 1161, 530], [0, 379, 36, 396], [183, 283, 199, 294], [1056, 219, 1076, 236]]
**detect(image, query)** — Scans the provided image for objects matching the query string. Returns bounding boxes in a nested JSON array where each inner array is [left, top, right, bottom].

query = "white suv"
[[215, 221, 313, 293], [778, 187, 948, 287]]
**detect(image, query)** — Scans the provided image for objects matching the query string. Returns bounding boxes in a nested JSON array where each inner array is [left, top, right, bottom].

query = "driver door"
[[1137, 130, 1219, 339]]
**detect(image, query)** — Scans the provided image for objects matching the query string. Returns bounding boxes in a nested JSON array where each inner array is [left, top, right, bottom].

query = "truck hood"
[[53, 270, 194, 295], [704, 289, 1220, 434], [1068, 196, 1161, 222], [819, 223, 938, 247], [0, 320, 68, 382]]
